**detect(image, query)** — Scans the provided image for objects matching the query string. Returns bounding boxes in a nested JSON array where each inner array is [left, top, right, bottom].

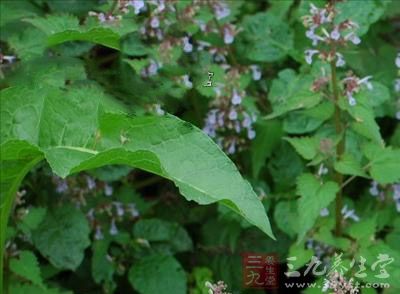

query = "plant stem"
[[330, 60, 345, 237]]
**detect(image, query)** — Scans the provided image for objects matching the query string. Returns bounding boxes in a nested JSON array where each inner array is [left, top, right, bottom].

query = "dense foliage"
[[1, 0, 400, 293]]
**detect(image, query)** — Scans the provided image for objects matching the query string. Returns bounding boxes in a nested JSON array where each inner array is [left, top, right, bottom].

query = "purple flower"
[[347, 93, 357, 106], [109, 219, 118, 235], [335, 52, 345, 67], [182, 37, 193, 53], [358, 76, 373, 90], [227, 141, 236, 154], [305, 49, 319, 64], [341, 205, 360, 222], [105, 183, 113, 196], [395, 79, 400, 92], [128, 203, 140, 217], [247, 128, 256, 140], [223, 26, 234, 44], [214, 2, 230, 20], [396, 53, 400, 68], [320, 208, 329, 217], [345, 32, 361, 45], [94, 226, 104, 240], [231, 89, 242, 105], [306, 29, 325, 46], [113, 202, 125, 217], [129, 0, 145, 14], [369, 181, 379, 196], [150, 17, 160, 28], [330, 26, 340, 40], [182, 75, 193, 88], [228, 108, 238, 120], [250, 65, 262, 81], [86, 176, 96, 190]]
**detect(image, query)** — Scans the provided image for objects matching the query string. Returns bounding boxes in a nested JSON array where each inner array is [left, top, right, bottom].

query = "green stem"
[[330, 60, 345, 237]]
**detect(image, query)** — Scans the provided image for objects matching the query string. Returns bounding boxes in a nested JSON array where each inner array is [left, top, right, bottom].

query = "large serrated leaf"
[[0, 85, 274, 280]]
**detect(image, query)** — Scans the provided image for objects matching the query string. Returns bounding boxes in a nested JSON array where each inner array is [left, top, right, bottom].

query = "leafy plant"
[[1, 0, 399, 293]]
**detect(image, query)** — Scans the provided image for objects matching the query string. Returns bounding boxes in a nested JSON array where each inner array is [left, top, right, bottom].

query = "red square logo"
[[242, 253, 279, 289]]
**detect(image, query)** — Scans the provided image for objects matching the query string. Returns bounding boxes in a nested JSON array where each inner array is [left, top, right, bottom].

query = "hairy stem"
[[330, 60, 345, 237]]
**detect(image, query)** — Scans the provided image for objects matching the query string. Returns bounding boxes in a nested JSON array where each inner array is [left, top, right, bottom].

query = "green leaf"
[[10, 283, 72, 294], [363, 143, 400, 184], [238, 12, 293, 62], [0, 140, 43, 288], [296, 173, 339, 240], [25, 15, 121, 50], [285, 136, 320, 160], [343, 100, 383, 145], [32, 205, 90, 270], [287, 243, 314, 271], [7, 28, 47, 61], [274, 201, 298, 238], [92, 239, 114, 284], [335, 0, 388, 36], [128, 254, 186, 294], [334, 153, 368, 178], [251, 120, 283, 178], [10, 251, 44, 288], [266, 69, 322, 118], [25, 15, 80, 34], [0, 0, 39, 27], [133, 219, 193, 253], [283, 102, 334, 134], [346, 217, 376, 241], [0, 85, 274, 252], [20, 207, 47, 231], [268, 142, 304, 191], [48, 28, 121, 50]]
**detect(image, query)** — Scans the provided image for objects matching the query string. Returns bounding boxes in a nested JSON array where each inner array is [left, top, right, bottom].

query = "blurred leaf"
[[274, 201, 298, 238], [10, 251, 44, 288], [133, 219, 193, 253], [128, 254, 186, 294], [334, 153, 368, 178], [251, 120, 283, 178], [363, 143, 400, 184], [266, 69, 321, 118], [335, 0, 388, 36], [296, 173, 339, 240], [287, 243, 313, 271], [285, 136, 320, 160], [238, 12, 293, 62], [33, 205, 90, 270]]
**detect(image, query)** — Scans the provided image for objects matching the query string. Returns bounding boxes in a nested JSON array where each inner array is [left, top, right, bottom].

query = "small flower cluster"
[[322, 271, 359, 294], [89, 1, 260, 154], [341, 73, 373, 106], [87, 201, 140, 240], [306, 239, 333, 261], [341, 205, 360, 222], [53, 175, 113, 207], [303, 3, 360, 68], [303, 3, 374, 107], [319, 204, 359, 222], [203, 85, 257, 154], [369, 181, 400, 213], [205, 280, 231, 294], [395, 53, 400, 119], [88, 0, 146, 23], [392, 184, 400, 213], [0, 53, 16, 64]]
